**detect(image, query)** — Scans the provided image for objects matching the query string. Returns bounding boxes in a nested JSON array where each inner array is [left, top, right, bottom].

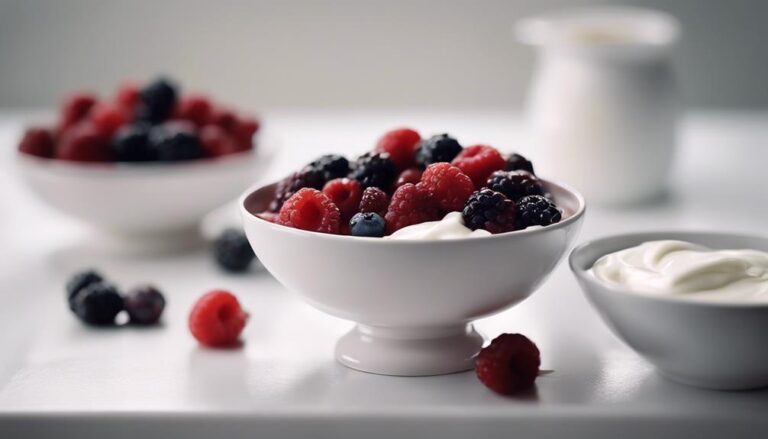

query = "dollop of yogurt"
[[386, 212, 491, 240], [590, 240, 768, 303]]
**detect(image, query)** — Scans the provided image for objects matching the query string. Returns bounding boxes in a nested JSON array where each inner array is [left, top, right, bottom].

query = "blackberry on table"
[[150, 124, 204, 161], [66, 270, 104, 310], [486, 170, 544, 202], [349, 212, 386, 237], [136, 78, 178, 124], [462, 188, 517, 234], [213, 228, 256, 273], [124, 285, 166, 325], [112, 123, 156, 162], [350, 152, 397, 190], [269, 167, 325, 212], [516, 195, 562, 229], [415, 134, 462, 169], [307, 154, 350, 183], [506, 153, 535, 175], [71, 282, 124, 326]]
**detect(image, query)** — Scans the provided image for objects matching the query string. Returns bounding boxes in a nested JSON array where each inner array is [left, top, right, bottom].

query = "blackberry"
[[349, 212, 386, 237], [213, 228, 256, 272], [136, 78, 178, 124], [66, 270, 103, 311], [516, 195, 562, 229], [124, 285, 166, 325], [506, 153, 535, 175], [71, 282, 124, 326], [350, 152, 397, 189], [415, 134, 462, 169], [486, 170, 544, 202], [462, 189, 517, 234], [308, 154, 350, 183], [269, 167, 325, 212], [150, 124, 204, 161], [112, 123, 156, 162]]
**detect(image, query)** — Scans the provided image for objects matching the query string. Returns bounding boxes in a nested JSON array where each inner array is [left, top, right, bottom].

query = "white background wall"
[[1, 0, 767, 109]]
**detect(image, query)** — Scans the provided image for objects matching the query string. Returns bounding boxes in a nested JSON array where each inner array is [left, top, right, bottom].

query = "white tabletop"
[[0, 109, 767, 438]]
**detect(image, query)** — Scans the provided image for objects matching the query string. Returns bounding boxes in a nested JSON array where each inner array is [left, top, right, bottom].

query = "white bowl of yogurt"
[[570, 232, 768, 390], [241, 179, 585, 376]]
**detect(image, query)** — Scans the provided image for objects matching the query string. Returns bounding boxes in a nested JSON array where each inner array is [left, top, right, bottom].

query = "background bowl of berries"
[[16, 78, 270, 245], [241, 128, 585, 376]]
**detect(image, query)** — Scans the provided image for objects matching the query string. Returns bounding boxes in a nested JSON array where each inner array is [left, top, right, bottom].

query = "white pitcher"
[[517, 7, 680, 205]]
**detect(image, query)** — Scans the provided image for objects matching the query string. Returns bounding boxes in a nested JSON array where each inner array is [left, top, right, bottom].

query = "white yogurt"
[[386, 212, 491, 240], [590, 240, 768, 303]]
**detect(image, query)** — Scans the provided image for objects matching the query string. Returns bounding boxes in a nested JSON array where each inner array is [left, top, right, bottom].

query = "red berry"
[[395, 168, 422, 188], [89, 103, 129, 137], [233, 115, 259, 150], [175, 95, 212, 127], [384, 183, 440, 234], [59, 93, 97, 131], [115, 81, 141, 111], [452, 145, 506, 188], [18, 127, 55, 158], [322, 178, 363, 222], [358, 186, 389, 217], [56, 123, 112, 162], [188, 290, 249, 347], [375, 127, 421, 171], [200, 124, 240, 157], [279, 188, 341, 234], [419, 163, 474, 212], [211, 107, 239, 132], [475, 333, 541, 395]]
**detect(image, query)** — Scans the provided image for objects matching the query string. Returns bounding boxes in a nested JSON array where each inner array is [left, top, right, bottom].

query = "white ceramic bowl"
[[570, 231, 768, 390], [241, 179, 585, 376]]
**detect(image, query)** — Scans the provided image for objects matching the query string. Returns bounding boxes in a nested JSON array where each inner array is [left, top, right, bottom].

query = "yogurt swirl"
[[386, 212, 491, 240], [590, 240, 768, 303]]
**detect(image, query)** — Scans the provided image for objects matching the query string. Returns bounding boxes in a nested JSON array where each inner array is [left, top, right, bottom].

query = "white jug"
[[517, 7, 680, 205]]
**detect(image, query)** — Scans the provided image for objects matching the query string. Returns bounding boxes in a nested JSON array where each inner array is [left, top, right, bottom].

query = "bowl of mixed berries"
[[241, 128, 585, 376], [16, 78, 270, 243]]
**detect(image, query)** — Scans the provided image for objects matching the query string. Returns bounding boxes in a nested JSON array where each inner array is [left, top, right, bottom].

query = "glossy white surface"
[[1, 110, 767, 438]]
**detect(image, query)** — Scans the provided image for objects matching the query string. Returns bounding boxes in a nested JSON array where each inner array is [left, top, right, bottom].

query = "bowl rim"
[[569, 230, 768, 309], [239, 176, 586, 245]]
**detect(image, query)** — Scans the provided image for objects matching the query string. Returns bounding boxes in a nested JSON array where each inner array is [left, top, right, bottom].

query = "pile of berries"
[[66, 270, 165, 326], [18, 78, 260, 163], [264, 127, 562, 237]]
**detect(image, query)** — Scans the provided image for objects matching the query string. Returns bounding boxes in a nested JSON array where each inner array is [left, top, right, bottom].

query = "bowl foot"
[[335, 323, 484, 376], [91, 225, 205, 255]]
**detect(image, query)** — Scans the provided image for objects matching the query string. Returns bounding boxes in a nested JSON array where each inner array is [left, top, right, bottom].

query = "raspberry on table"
[[506, 153, 535, 175], [419, 163, 474, 212], [384, 183, 440, 234], [18, 127, 55, 158], [89, 102, 129, 138], [349, 212, 386, 237], [199, 124, 240, 157], [269, 167, 326, 212], [451, 144, 506, 188], [213, 228, 257, 273], [375, 127, 421, 171], [149, 123, 204, 161], [279, 188, 341, 234], [475, 333, 541, 395], [516, 195, 562, 229], [415, 134, 463, 169], [462, 188, 517, 234], [323, 178, 363, 221], [358, 186, 389, 217], [486, 170, 544, 202], [112, 123, 156, 162], [115, 81, 141, 111], [136, 78, 178, 124], [59, 93, 98, 131], [395, 168, 423, 188], [56, 123, 112, 162], [66, 270, 104, 311], [307, 154, 351, 184], [71, 282, 125, 326], [350, 152, 397, 190], [188, 290, 249, 347], [124, 285, 166, 325], [175, 95, 212, 127]]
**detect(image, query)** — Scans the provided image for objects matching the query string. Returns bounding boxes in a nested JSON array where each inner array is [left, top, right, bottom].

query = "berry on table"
[[451, 144, 506, 188], [112, 124, 156, 162], [175, 95, 212, 127], [124, 285, 166, 325], [375, 127, 421, 171], [66, 270, 104, 310], [419, 163, 475, 212], [149, 123, 204, 161], [56, 123, 112, 162], [213, 228, 256, 273], [395, 168, 423, 188], [58, 92, 97, 131], [188, 290, 249, 347], [506, 153, 535, 175], [462, 188, 517, 234], [384, 183, 440, 234], [486, 170, 544, 202], [516, 195, 562, 229], [358, 186, 389, 217], [415, 133, 462, 169], [349, 212, 386, 237], [269, 167, 326, 212], [18, 127, 55, 158], [350, 152, 397, 190], [323, 178, 363, 221], [89, 102, 129, 138], [307, 154, 351, 184], [136, 78, 178, 124], [475, 333, 541, 395], [199, 124, 240, 157], [71, 282, 125, 326], [278, 188, 341, 234]]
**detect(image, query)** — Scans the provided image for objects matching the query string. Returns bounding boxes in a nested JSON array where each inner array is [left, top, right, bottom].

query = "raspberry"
[[307, 154, 350, 183], [213, 228, 256, 272], [516, 195, 562, 229], [199, 124, 240, 157], [506, 153, 535, 175], [462, 188, 517, 234], [358, 186, 389, 217], [210, 107, 240, 132], [115, 81, 141, 111], [451, 144, 506, 188], [279, 188, 341, 234], [269, 167, 325, 212], [90, 103, 129, 137], [375, 127, 421, 171], [349, 212, 386, 237], [419, 163, 474, 212], [486, 170, 544, 202], [66, 270, 104, 311], [188, 290, 249, 347], [112, 123, 156, 162], [124, 286, 165, 325], [415, 133, 462, 169], [384, 183, 440, 234], [323, 178, 363, 221], [59, 93, 97, 131], [234, 116, 259, 149], [18, 127, 55, 158], [56, 123, 112, 162], [475, 333, 541, 395], [350, 152, 397, 190], [175, 95, 212, 127], [71, 282, 124, 326], [149, 123, 204, 161], [395, 168, 422, 188], [136, 78, 178, 124]]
